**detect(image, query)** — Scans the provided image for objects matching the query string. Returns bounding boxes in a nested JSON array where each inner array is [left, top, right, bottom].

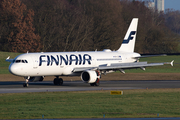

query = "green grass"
[[0, 89, 180, 119], [122, 55, 180, 73], [0, 51, 21, 74], [0, 51, 180, 74]]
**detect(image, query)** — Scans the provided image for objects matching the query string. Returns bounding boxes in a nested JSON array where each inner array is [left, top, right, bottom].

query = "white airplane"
[[6, 18, 174, 87]]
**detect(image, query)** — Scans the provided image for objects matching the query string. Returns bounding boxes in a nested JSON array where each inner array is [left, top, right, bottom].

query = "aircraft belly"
[[26, 66, 63, 76]]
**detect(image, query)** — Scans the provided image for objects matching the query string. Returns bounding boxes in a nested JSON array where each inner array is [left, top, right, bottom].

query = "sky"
[[165, 0, 180, 11]]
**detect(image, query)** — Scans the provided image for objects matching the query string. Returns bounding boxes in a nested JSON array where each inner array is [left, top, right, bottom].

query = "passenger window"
[[22, 60, 25, 63]]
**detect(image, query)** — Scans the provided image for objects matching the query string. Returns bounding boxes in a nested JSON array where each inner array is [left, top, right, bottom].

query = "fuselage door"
[[31, 56, 39, 69], [91, 55, 96, 67]]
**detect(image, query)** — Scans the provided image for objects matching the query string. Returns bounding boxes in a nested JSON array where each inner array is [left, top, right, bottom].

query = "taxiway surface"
[[0, 80, 180, 94]]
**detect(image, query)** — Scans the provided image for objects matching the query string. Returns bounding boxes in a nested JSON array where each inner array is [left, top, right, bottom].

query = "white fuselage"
[[9, 50, 140, 77]]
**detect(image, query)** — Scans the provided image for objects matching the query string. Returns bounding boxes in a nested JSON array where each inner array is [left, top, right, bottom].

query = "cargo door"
[[31, 56, 39, 69]]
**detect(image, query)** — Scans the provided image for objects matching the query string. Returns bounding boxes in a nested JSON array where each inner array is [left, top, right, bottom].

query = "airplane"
[[6, 18, 174, 87]]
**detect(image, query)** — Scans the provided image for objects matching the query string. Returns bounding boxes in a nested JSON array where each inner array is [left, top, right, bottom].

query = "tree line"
[[0, 0, 180, 53]]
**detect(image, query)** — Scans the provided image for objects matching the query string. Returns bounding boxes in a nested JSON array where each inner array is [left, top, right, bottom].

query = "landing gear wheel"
[[59, 78, 63, 85], [90, 83, 95, 86], [90, 79, 100, 86], [95, 79, 100, 86], [23, 77, 29, 87], [94, 81, 100, 86], [54, 78, 58, 85], [23, 83, 29, 87], [54, 78, 63, 86]]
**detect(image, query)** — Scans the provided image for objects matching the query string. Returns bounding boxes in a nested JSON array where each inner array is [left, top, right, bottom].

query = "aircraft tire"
[[54, 78, 63, 86], [54, 78, 59, 85], [23, 83, 28, 87], [90, 83, 95, 86], [58, 78, 63, 85], [95, 82, 100, 86], [90, 82, 99, 86], [95, 79, 100, 86]]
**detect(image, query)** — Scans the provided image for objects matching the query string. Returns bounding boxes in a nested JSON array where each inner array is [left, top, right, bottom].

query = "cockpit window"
[[15, 60, 21, 63], [14, 59, 28, 63]]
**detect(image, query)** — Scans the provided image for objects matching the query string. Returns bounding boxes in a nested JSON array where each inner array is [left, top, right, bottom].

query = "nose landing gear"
[[23, 76, 29, 87]]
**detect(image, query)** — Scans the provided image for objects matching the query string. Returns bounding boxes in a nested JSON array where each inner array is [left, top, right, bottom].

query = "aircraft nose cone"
[[9, 64, 16, 75], [9, 64, 19, 75], [9, 63, 26, 76]]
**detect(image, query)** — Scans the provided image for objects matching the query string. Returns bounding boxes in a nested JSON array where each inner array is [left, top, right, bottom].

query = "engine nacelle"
[[81, 70, 100, 83], [29, 76, 44, 82]]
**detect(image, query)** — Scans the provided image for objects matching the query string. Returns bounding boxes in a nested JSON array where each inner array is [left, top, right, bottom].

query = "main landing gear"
[[90, 78, 100, 86], [53, 77, 63, 86], [22, 76, 100, 87]]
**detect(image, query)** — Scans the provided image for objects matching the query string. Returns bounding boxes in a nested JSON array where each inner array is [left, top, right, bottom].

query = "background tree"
[[74, 0, 124, 51], [121, 0, 178, 53], [23, 0, 124, 52], [165, 9, 180, 34], [0, 0, 179, 53], [22, 0, 94, 52], [0, 0, 41, 52]]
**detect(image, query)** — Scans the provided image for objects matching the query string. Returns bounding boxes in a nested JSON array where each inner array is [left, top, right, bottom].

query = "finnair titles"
[[6, 18, 174, 87], [39, 54, 92, 66]]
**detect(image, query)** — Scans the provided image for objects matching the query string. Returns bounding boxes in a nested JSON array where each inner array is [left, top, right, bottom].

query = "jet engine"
[[29, 76, 44, 82], [81, 70, 100, 83]]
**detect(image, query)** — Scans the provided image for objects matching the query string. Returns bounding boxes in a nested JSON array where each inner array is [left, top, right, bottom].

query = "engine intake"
[[81, 70, 100, 83]]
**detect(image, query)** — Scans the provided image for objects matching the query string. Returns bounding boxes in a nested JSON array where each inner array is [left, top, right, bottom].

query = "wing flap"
[[98, 62, 164, 70], [72, 61, 173, 73], [72, 67, 97, 72]]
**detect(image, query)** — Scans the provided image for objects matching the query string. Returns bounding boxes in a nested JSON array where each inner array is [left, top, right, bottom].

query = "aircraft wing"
[[72, 61, 174, 73], [98, 62, 163, 71], [133, 54, 167, 59]]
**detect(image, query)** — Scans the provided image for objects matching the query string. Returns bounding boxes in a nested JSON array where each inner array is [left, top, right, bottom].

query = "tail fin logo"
[[122, 31, 136, 44]]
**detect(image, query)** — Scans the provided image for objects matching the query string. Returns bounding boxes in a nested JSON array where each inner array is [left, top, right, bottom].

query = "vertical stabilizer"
[[117, 18, 138, 52]]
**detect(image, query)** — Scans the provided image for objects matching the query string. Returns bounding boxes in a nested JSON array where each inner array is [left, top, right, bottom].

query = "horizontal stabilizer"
[[164, 60, 174, 66]]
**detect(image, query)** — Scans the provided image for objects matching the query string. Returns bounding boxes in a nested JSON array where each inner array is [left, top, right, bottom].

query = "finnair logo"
[[39, 54, 92, 66], [122, 31, 136, 44]]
